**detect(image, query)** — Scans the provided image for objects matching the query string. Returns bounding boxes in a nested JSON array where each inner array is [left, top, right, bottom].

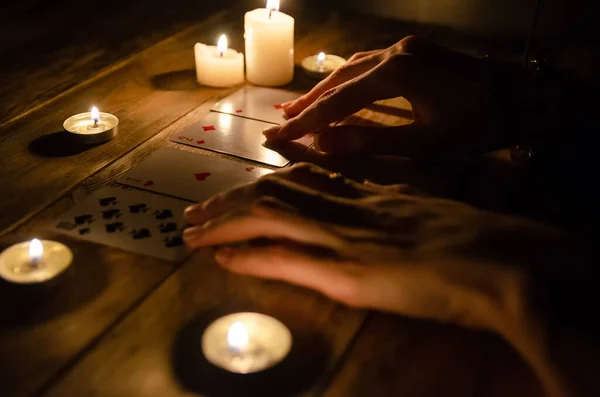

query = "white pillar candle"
[[194, 34, 245, 88], [244, 0, 295, 87]]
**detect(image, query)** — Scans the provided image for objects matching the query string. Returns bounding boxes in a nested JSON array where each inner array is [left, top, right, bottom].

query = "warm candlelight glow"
[[29, 239, 43, 264], [317, 52, 326, 63], [217, 34, 228, 57], [90, 106, 100, 124], [227, 321, 249, 352], [266, 0, 280, 11]]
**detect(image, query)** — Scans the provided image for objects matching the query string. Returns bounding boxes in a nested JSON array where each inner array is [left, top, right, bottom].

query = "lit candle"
[[202, 312, 292, 374], [194, 34, 245, 88], [63, 106, 119, 144], [301, 52, 347, 80], [244, 0, 295, 86], [0, 239, 73, 284]]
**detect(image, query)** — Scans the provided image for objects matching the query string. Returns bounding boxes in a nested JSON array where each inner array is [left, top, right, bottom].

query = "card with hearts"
[[211, 86, 300, 125], [116, 147, 273, 202], [52, 186, 190, 261], [171, 112, 313, 167]]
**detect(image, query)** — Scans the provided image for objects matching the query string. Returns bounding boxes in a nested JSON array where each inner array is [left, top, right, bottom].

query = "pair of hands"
[[182, 37, 586, 397], [183, 36, 568, 333]]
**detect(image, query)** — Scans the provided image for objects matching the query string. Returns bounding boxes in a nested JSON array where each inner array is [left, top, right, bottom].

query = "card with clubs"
[[117, 147, 273, 202], [211, 86, 300, 125], [52, 187, 190, 261], [171, 112, 313, 167]]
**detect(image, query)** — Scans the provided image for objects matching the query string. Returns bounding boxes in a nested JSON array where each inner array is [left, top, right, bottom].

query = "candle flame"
[[266, 0, 280, 11], [227, 321, 249, 351], [90, 106, 100, 123], [317, 52, 326, 62], [29, 238, 43, 263], [217, 34, 228, 56]]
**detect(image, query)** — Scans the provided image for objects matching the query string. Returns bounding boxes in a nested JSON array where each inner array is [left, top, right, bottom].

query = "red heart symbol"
[[143, 180, 154, 187], [245, 167, 254, 172], [202, 125, 216, 131], [194, 172, 211, 181], [236, 109, 243, 113], [197, 140, 205, 144], [274, 104, 283, 109]]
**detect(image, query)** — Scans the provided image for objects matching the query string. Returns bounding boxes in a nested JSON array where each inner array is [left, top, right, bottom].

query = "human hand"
[[182, 163, 569, 333], [263, 36, 520, 158]]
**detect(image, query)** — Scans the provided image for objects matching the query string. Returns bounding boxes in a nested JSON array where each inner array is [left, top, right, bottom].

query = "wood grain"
[[39, 247, 365, 397], [323, 313, 544, 397], [0, 187, 176, 397], [0, 0, 236, 128], [0, 9, 434, 236]]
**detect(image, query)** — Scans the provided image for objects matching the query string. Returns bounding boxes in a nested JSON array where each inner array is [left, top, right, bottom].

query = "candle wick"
[[93, 119, 99, 128], [219, 51, 224, 58], [268, 8, 273, 19]]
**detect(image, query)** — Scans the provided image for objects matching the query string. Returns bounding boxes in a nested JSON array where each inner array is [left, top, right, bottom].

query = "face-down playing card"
[[171, 112, 313, 167], [117, 147, 273, 202], [211, 86, 300, 125], [52, 187, 190, 261]]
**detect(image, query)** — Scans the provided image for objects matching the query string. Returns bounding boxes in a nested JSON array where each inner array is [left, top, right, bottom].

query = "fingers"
[[265, 56, 408, 143], [184, 171, 355, 226], [214, 244, 367, 307], [282, 50, 385, 118], [183, 205, 344, 250]]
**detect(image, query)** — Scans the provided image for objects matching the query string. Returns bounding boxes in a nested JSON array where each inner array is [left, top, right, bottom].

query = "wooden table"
[[0, 3, 544, 396]]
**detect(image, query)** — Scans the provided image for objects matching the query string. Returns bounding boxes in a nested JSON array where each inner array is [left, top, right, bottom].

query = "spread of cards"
[[51, 86, 310, 261]]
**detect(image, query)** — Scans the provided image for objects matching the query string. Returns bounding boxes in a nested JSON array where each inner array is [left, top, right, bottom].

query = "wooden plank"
[[0, 9, 234, 235], [39, 248, 365, 397], [0, 9, 431, 236], [323, 313, 545, 397], [323, 313, 487, 397], [0, 0, 234, 128], [0, 188, 176, 397]]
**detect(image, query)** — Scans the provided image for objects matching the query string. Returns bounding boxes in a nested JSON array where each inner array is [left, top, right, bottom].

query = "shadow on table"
[[150, 70, 199, 91], [28, 131, 99, 157], [0, 235, 109, 327], [172, 305, 331, 397]]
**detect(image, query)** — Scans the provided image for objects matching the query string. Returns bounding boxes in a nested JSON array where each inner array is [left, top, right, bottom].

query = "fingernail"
[[215, 247, 234, 264], [262, 125, 281, 140]]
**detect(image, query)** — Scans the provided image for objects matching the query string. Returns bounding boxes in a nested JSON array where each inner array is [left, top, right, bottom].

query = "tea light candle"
[[245, 0, 295, 86], [301, 52, 347, 80], [63, 106, 119, 144], [202, 312, 292, 374], [194, 34, 245, 88], [0, 238, 73, 284]]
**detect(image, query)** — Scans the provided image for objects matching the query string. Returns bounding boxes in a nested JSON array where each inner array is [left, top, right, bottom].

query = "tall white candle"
[[244, 0, 295, 87], [194, 34, 245, 88]]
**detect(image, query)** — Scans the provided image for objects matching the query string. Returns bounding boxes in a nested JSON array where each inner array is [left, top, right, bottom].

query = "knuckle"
[[254, 175, 282, 195], [286, 162, 318, 178], [397, 35, 425, 54], [348, 51, 367, 62]]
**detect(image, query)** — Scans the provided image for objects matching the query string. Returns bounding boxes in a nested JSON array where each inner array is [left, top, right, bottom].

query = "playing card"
[[52, 187, 190, 261], [171, 112, 313, 167], [117, 147, 273, 202], [211, 86, 300, 125]]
